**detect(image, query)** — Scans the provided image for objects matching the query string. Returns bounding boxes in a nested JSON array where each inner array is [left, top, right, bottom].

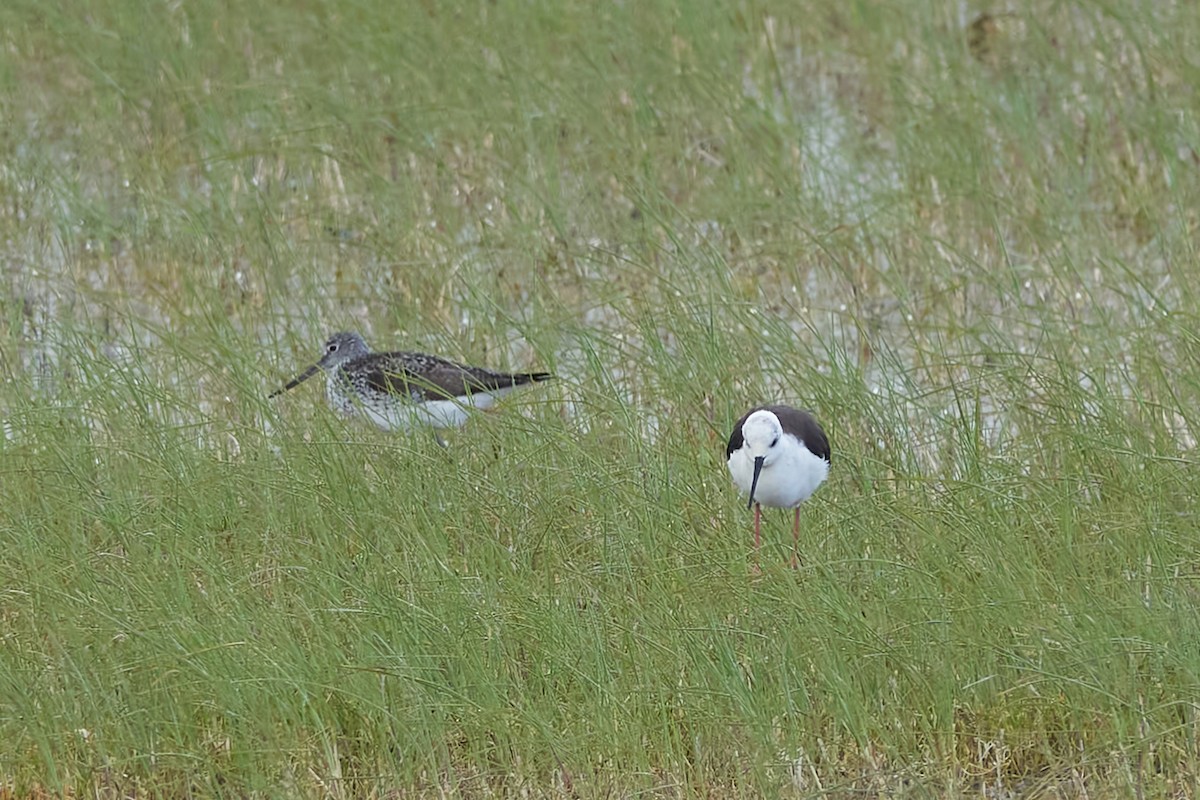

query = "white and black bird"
[[726, 404, 830, 566], [270, 331, 552, 433]]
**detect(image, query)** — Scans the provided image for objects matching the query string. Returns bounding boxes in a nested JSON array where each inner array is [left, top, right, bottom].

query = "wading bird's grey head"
[[269, 331, 372, 398], [742, 409, 784, 509], [317, 331, 371, 371]]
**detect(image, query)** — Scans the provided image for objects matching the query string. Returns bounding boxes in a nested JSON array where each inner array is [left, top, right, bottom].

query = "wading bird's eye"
[[328, 343, 338, 353], [770, 436, 779, 448]]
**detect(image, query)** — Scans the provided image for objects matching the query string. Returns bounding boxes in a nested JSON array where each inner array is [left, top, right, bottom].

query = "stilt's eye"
[[327, 343, 339, 353], [770, 436, 779, 447]]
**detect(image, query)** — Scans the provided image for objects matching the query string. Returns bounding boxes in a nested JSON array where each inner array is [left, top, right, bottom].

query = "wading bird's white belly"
[[728, 441, 829, 508], [365, 398, 476, 431], [327, 379, 517, 431]]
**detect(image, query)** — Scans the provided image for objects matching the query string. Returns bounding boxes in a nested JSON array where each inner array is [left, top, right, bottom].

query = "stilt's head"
[[269, 331, 372, 398], [741, 409, 784, 510]]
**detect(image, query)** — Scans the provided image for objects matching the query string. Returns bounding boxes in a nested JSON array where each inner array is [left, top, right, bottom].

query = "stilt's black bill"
[[268, 364, 320, 398], [747, 456, 765, 511]]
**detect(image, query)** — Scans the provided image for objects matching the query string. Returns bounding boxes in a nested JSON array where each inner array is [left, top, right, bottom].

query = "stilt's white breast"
[[727, 435, 829, 508]]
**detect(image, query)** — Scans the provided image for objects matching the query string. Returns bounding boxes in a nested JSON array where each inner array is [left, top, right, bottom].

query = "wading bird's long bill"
[[749, 455, 765, 550], [747, 456, 765, 511], [269, 364, 321, 398]]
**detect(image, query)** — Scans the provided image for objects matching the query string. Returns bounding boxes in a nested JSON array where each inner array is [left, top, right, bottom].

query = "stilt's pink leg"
[[754, 503, 762, 550], [791, 507, 802, 569]]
